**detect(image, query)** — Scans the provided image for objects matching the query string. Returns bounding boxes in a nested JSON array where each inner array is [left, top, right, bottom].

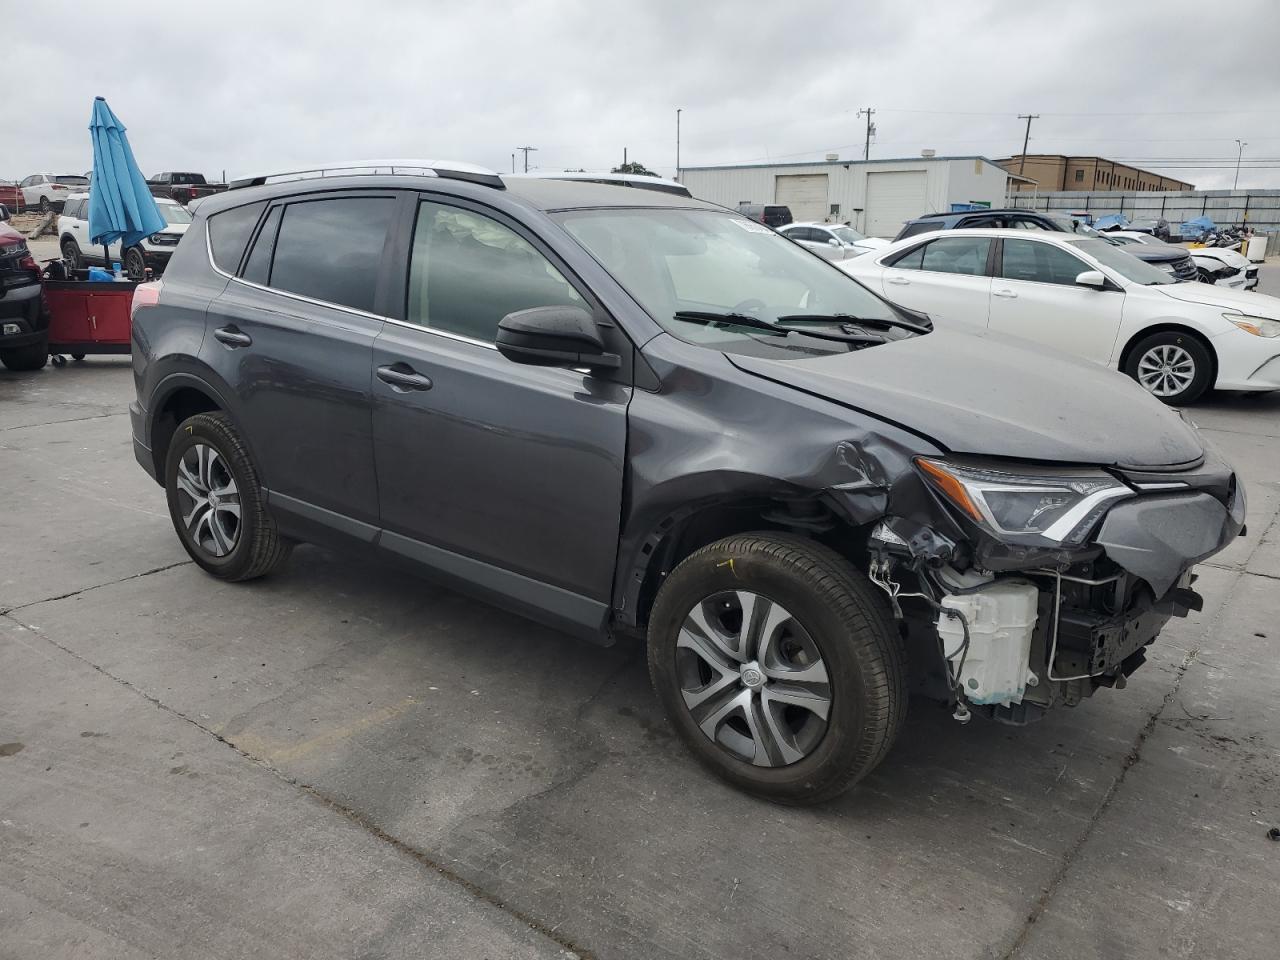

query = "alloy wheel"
[[676, 590, 831, 767], [1136, 344, 1196, 398], [174, 443, 241, 557]]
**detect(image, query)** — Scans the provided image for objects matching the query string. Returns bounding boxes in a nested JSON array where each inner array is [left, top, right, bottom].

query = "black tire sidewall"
[[125, 248, 146, 279], [61, 239, 81, 269], [164, 415, 258, 579], [0, 342, 49, 371], [648, 537, 896, 802], [1125, 331, 1212, 405]]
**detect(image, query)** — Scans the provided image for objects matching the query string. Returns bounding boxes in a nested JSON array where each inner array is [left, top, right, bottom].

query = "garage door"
[[774, 174, 829, 223], [864, 171, 928, 237]]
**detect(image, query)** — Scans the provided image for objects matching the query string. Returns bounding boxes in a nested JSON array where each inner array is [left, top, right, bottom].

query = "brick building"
[[998, 155, 1193, 193]]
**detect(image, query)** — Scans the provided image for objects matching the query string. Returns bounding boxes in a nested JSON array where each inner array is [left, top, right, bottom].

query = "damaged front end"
[[863, 447, 1245, 724]]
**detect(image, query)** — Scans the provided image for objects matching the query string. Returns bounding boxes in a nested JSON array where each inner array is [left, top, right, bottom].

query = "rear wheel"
[[61, 238, 82, 270], [1124, 331, 1213, 405], [164, 412, 291, 581], [0, 341, 49, 371], [647, 533, 906, 804], [1196, 268, 1215, 284], [38, 196, 51, 213]]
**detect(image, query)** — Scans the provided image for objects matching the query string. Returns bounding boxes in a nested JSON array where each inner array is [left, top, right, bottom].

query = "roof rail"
[[227, 159, 504, 191], [506, 171, 691, 197]]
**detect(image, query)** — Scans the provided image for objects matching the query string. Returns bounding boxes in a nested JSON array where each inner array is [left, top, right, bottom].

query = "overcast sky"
[[8, 0, 1279, 190]]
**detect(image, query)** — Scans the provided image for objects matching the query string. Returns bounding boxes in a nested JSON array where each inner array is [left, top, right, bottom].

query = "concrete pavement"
[[1, 267, 1278, 959]]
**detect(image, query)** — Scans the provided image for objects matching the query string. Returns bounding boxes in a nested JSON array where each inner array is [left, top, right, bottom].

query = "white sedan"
[[1106, 230, 1257, 291], [19, 173, 89, 212], [778, 222, 889, 261], [840, 228, 1280, 404]]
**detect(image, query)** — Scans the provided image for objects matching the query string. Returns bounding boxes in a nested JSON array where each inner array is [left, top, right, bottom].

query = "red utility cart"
[[42, 278, 137, 365]]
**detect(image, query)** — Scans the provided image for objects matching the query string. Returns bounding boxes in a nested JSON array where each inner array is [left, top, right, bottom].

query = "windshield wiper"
[[775, 313, 931, 335], [671, 310, 789, 335]]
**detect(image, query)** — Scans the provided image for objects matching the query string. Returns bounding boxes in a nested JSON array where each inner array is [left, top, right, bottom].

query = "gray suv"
[[129, 161, 1244, 803]]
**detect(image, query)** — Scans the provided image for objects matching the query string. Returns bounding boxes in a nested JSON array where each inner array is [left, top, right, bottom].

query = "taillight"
[[131, 278, 163, 321], [18, 254, 37, 272]]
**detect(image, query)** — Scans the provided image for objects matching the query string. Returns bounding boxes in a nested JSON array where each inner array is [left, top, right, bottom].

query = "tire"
[[164, 412, 291, 581], [71, 353, 86, 361], [1124, 330, 1213, 405], [0, 341, 49, 371], [124, 247, 146, 280], [61, 237, 82, 270], [1196, 268, 1215, 284], [39, 196, 51, 213], [647, 533, 906, 805]]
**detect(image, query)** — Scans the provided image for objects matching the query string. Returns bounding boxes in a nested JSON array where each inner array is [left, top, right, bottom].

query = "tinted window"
[[208, 201, 266, 273], [959, 216, 1001, 229], [407, 201, 584, 342], [891, 236, 990, 276], [241, 205, 282, 286], [897, 220, 939, 239], [1000, 239, 1089, 285], [268, 197, 396, 313]]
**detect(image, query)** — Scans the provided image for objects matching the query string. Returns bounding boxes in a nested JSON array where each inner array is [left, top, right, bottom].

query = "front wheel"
[[164, 412, 291, 581], [124, 247, 146, 280], [647, 533, 906, 804], [1124, 331, 1213, 405], [61, 238, 82, 270], [0, 341, 49, 371]]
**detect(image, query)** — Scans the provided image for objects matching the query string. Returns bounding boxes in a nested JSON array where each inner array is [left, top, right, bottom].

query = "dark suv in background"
[[128, 162, 1243, 803], [0, 204, 48, 371], [736, 202, 793, 227], [896, 208, 1198, 280]]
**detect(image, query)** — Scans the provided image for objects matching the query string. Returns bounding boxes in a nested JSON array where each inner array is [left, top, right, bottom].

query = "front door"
[[878, 234, 994, 331], [371, 197, 630, 636], [987, 237, 1125, 364]]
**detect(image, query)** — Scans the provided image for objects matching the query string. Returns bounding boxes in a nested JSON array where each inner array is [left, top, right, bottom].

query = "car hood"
[[853, 237, 891, 250], [1125, 242, 1186, 263], [1190, 247, 1248, 269], [0, 223, 23, 247], [1155, 282, 1280, 316], [726, 328, 1205, 468]]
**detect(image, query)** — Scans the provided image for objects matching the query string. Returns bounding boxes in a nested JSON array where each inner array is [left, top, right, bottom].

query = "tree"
[[611, 161, 658, 177]]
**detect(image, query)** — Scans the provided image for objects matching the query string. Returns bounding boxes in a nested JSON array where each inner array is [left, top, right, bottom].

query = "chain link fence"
[[1009, 190, 1280, 254]]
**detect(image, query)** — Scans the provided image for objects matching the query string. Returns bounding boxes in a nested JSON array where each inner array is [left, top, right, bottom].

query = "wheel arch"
[[616, 489, 875, 632], [1118, 323, 1219, 387], [147, 374, 236, 483]]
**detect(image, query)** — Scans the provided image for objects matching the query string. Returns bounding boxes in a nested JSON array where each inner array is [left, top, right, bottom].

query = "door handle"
[[886, 276, 910, 286], [377, 363, 433, 392], [993, 289, 1018, 299], [213, 326, 252, 347]]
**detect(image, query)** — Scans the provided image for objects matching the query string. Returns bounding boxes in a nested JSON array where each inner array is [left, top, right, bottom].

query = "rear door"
[[878, 234, 994, 330], [987, 237, 1125, 363], [202, 191, 397, 529], [370, 195, 630, 636]]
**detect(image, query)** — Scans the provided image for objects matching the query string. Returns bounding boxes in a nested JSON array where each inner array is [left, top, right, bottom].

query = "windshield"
[[830, 225, 869, 244], [55, 176, 89, 186], [1070, 238, 1177, 285], [158, 204, 193, 225], [556, 208, 911, 356]]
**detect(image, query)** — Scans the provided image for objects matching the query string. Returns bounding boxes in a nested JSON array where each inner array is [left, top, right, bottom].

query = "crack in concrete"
[[2, 610, 593, 960], [0, 560, 194, 617], [0, 411, 126, 433]]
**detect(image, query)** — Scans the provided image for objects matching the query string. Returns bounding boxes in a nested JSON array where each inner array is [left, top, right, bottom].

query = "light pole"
[[675, 108, 682, 181], [1234, 139, 1247, 190]]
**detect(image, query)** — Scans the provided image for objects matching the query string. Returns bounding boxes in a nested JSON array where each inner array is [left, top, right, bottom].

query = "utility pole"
[[857, 107, 875, 161], [675, 108, 682, 181], [1016, 114, 1039, 175], [511, 153, 516, 173], [517, 146, 537, 173], [1234, 139, 1248, 190]]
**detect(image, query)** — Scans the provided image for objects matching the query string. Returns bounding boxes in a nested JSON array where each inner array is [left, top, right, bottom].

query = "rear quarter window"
[[207, 201, 267, 273]]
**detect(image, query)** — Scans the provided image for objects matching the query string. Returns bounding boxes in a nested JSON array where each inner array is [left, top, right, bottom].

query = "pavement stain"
[[0, 742, 24, 757]]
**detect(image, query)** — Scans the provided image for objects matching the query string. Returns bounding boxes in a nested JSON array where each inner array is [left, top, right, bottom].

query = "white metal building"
[[678, 156, 1014, 237]]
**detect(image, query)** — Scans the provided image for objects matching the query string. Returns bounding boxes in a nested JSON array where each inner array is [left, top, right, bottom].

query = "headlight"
[[916, 459, 1131, 545], [1226, 314, 1280, 338], [1157, 263, 1177, 275], [149, 234, 164, 243]]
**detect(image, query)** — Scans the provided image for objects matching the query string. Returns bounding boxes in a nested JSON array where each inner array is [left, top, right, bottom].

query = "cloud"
[[7, 0, 1279, 189]]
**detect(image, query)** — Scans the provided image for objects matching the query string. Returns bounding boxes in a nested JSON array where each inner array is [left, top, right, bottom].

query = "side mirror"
[[496, 305, 620, 371], [828, 238, 840, 247], [1075, 270, 1108, 290], [0, 203, 9, 222]]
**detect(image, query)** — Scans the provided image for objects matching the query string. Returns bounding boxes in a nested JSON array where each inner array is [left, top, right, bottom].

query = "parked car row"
[[123, 161, 1247, 803], [8, 170, 224, 213]]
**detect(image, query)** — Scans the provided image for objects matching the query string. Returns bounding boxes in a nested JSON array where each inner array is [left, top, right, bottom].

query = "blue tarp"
[[87, 97, 165, 249], [1178, 216, 1216, 240], [1094, 214, 1129, 231]]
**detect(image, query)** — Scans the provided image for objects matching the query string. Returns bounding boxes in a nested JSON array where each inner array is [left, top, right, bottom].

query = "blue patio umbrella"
[[87, 96, 165, 273]]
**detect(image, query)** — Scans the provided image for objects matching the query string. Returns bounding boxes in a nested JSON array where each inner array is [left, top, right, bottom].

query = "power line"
[[516, 146, 537, 173]]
